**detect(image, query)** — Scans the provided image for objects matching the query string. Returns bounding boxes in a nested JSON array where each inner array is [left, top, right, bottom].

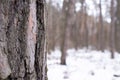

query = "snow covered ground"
[[47, 48, 120, 80]]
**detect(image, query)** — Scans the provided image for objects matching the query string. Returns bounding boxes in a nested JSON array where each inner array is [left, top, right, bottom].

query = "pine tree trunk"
[[0, 0, 47, 80]]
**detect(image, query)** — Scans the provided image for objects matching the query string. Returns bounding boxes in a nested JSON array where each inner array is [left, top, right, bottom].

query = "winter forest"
[[46, 0, 120, 80], [0, 0, 120, 80]]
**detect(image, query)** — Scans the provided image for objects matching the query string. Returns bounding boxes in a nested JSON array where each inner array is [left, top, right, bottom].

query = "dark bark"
[[35, 0, 47, 80]]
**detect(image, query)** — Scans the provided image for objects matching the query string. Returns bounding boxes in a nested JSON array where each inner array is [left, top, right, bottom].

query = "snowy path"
[[47, 49, 120, 80]]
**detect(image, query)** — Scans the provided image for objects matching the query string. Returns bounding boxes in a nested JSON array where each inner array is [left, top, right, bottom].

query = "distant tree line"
[[46, 0, 120, 64]]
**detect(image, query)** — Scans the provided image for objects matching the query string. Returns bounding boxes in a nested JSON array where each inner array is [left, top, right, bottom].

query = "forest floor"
[[47, 48, 120, 80]]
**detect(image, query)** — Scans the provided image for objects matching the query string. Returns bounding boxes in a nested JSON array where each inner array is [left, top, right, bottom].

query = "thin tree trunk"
[[60, 0, 68, 65], [84, 3, 88, 49], [80, 1, 84, 48], [110, 0, 115, 59], [98, 0, 104, 51]]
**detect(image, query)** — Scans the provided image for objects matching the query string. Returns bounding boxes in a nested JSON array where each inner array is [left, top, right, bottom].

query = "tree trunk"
[[60, 0, 68, 65], [60, 0, 75, 65], [0, 0, 47, 80], [84, 3, 88, 49], [110, 0, 115, 59], [98, 0, 104, 51], [115, 0, 120, 53]]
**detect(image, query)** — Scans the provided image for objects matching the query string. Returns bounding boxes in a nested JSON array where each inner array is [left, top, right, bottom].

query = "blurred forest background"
[[46, 0, 120, 80], [45, 0, 120, 62]]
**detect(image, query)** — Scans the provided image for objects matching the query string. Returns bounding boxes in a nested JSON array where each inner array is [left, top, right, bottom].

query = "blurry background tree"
[[110, 0, 115, 59], [60, 0, 76, 65], [115, 0, 120, 53]]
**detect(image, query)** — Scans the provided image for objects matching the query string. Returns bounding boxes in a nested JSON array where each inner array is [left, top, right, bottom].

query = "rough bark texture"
[[0, 1, 11, 79], [0, 0, 46, 80], [35, 0, 47, 80]]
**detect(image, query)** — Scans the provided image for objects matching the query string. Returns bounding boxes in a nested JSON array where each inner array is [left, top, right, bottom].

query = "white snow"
[[47, 48, 120, 80]]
